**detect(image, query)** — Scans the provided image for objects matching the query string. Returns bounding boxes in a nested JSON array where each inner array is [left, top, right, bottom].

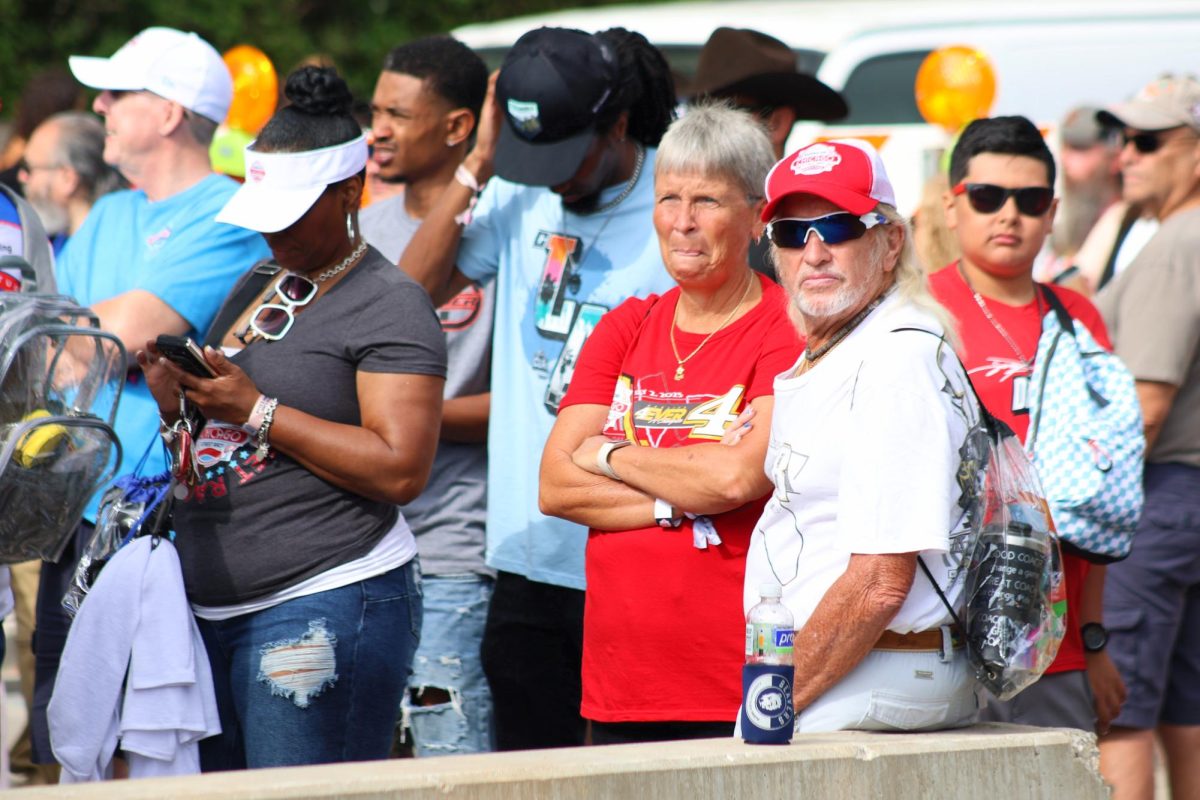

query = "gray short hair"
[[48, 112, 127, 203], [184, 110, 219, 147], [655, 101, 775, 199]]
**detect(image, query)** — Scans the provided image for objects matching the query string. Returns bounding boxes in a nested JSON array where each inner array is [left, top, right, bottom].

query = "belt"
[[873, 625, 963, 653]]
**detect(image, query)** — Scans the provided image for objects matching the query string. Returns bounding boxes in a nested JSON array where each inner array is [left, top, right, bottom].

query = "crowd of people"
[[0, 20, 1196, 800]]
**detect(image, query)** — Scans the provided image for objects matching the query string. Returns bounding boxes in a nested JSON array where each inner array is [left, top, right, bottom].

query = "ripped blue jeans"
[[400, 573, 494, 755], [196, 561, 422, 770]]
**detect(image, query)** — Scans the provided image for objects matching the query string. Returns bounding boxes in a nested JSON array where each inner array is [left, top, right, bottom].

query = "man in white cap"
[[1093, 74, 1200, 800], [30, 26, 269, 769]]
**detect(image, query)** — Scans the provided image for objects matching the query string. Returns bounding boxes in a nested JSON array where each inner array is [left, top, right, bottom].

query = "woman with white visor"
[[137, 66, 446, 770]]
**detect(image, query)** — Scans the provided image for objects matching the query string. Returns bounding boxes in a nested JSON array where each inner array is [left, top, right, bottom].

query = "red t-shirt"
[[561, 274, 801, 722], [930, 264, 1113, 674]]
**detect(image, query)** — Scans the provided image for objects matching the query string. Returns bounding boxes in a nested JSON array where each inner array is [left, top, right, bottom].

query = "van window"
[[840, 51, 929, 125]]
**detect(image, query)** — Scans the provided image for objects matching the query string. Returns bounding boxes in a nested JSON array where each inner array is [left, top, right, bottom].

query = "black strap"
[[917, 556, 964, 630], [889, 325, 1013, 443], [1036, 284, 1074, 337], [202, 260, 280, 348]]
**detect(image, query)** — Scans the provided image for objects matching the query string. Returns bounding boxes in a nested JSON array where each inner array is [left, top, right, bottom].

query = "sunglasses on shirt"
[[952, 182, 1054, 216], [248, 273, 318, 341], [766, 212, 888, 248]]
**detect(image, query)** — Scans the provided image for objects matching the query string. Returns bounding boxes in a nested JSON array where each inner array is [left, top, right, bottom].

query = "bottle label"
[[746, 623, 794, 659]]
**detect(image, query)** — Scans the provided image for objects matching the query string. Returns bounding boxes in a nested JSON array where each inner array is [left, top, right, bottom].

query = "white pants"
[[793, 647, 982, 734]]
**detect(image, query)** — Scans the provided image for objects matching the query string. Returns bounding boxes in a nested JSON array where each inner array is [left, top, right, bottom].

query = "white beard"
[[793, 276, 872, 320], [28, 197, 69, 236]]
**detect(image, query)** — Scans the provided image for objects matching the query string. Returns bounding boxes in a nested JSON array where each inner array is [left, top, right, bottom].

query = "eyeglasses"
[[952, 183, 1054, 216], [1119, 128, 1198, 155], [766, 212, 888, 248], [247, 273, 318, 341], [16, 160, 63, 177]]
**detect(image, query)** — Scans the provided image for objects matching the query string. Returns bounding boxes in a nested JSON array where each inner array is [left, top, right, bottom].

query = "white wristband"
[[596, 439, 632, 481], [654, 498, 681, 529], [243, 393, 270, 434], [454, 163, 484, 193]]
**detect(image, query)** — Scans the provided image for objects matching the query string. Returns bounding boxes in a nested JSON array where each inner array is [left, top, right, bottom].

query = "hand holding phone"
[[155, 335, 217, 378]]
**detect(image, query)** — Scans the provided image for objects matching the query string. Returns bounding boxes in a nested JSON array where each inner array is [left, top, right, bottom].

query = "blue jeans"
[[401, 573, 494, 756], [197, 561, 422, 770]]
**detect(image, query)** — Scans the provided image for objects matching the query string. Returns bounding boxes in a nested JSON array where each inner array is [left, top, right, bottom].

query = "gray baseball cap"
[[1097, 74, 1200, 134]]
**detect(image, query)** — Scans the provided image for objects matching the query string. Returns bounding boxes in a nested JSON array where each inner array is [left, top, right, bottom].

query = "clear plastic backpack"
[[0, 289, 125, 563]]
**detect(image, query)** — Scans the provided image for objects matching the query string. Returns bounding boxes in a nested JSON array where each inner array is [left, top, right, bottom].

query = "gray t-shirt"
[[1097, 206, 1200, 468], [173, 247, 448, 605], [361, 195, 494, 576]]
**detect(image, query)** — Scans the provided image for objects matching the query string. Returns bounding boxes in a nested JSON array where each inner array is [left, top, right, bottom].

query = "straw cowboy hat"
[[688, 27, 848, 121]]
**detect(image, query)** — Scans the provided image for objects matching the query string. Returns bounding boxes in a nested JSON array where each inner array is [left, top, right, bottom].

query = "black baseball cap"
[[494, 27, 620, 187]]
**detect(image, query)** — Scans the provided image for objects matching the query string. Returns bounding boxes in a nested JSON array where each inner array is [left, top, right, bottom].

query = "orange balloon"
[[223, 45, 278, 134], [915, 46, 997, 133]]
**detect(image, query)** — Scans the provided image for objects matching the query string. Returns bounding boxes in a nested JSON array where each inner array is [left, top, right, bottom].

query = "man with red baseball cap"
[[741, 139, 985, 732]]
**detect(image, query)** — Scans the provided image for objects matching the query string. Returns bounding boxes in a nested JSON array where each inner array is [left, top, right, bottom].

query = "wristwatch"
[[1081, 622, 1109, 653], [596, 439, 633, 481]]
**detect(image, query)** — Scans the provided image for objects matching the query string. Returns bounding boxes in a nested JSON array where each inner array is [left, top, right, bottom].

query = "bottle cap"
[[758, 581, 782, 599]]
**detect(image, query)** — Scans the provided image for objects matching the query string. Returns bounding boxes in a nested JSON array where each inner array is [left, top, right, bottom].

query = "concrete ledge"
[[20, 724, 1108, 799]]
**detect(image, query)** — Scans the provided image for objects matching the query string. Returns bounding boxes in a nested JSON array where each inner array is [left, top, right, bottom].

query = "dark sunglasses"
[[766, 212, 888, 248], [952, 182, 1054, 216], [249, 273, 318, 341], [1120, 129, 1192, 155]]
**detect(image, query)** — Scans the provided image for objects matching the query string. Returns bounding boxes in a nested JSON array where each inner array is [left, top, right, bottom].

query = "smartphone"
[[155, 335, 217, 378]]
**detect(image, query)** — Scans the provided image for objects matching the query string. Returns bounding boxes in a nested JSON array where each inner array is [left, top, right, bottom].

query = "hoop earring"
[[346, 213, 355, 242]]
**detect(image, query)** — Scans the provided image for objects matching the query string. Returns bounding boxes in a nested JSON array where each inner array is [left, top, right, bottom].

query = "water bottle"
[[741, 581, 795, 744]]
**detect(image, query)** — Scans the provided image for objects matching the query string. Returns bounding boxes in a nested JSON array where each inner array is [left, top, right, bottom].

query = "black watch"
[[1081, 622, 1109, 653]]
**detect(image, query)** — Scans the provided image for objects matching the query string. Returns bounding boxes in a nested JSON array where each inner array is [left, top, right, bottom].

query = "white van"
[[454, 0, 1200, 210]]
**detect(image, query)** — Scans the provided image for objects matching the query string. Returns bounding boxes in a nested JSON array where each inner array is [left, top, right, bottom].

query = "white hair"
[[655, 101, 775, 199]]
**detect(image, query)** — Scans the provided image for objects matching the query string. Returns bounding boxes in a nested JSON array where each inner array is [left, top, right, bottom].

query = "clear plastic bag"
[[62, 440, 173, 617], [962, 420, 1066, 701], [0, 294, 125, 563]]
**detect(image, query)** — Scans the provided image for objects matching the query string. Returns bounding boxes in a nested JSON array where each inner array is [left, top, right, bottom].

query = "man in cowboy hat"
[[690, 27, 847, 278], [689, 27, 847, 160]]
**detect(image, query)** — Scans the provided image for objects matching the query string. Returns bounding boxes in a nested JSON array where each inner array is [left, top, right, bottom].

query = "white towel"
[[49, 536, 220, 782]]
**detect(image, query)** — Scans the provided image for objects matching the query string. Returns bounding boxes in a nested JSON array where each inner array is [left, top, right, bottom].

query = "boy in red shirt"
[[929, 116, 1126, 733]]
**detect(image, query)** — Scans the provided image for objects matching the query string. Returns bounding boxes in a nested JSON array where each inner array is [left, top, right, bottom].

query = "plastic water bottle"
[[741, 582, 795, 743]]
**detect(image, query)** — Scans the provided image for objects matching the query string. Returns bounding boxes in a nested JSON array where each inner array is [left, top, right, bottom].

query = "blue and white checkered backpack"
[[1025, 286, 1144, 563]]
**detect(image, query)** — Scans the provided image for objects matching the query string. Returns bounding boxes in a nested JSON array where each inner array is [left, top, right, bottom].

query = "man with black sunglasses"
[[930, 116, 1127, 741], [1092, 75, 1200, 800]]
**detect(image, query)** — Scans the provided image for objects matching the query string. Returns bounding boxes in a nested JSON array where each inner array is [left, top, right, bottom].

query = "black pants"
[[591, 720, 736, 745], [480, 571, 585, 751], [31, 521, 92, 764]]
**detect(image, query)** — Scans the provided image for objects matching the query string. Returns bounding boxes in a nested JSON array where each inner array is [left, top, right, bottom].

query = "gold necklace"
[[669, 272, 755, 381]]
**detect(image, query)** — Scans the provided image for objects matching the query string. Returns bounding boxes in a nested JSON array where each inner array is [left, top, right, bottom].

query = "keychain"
[[167, 391, 202, 499]]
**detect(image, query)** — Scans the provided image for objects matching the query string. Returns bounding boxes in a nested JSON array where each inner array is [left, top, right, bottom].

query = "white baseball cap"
[[68, 27, 233, 124], [216, 134, 369, 233]]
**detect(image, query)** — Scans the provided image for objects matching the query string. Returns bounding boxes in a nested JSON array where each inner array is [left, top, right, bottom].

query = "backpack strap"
[[917, 555, 964, 630], [202, 260, 280, 348], [1036, 284, 1075, 337]]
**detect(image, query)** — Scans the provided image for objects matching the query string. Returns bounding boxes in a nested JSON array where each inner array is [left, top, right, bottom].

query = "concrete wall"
[[20, 724, 1109, 799]]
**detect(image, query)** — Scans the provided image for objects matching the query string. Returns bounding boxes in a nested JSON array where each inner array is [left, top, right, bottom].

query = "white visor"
[[215, 134, 368, 233]]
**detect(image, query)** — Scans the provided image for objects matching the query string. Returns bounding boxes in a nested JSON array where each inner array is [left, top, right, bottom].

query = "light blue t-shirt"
[[56, 174, 271, 521], [457, 148, 674, 590]]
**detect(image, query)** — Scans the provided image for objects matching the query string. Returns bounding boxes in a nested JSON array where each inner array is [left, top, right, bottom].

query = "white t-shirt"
[[744, 293, 983, 633]]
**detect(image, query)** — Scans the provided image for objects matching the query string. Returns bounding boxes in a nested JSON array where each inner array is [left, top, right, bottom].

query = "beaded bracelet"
[[253, 397, 279, 460]]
